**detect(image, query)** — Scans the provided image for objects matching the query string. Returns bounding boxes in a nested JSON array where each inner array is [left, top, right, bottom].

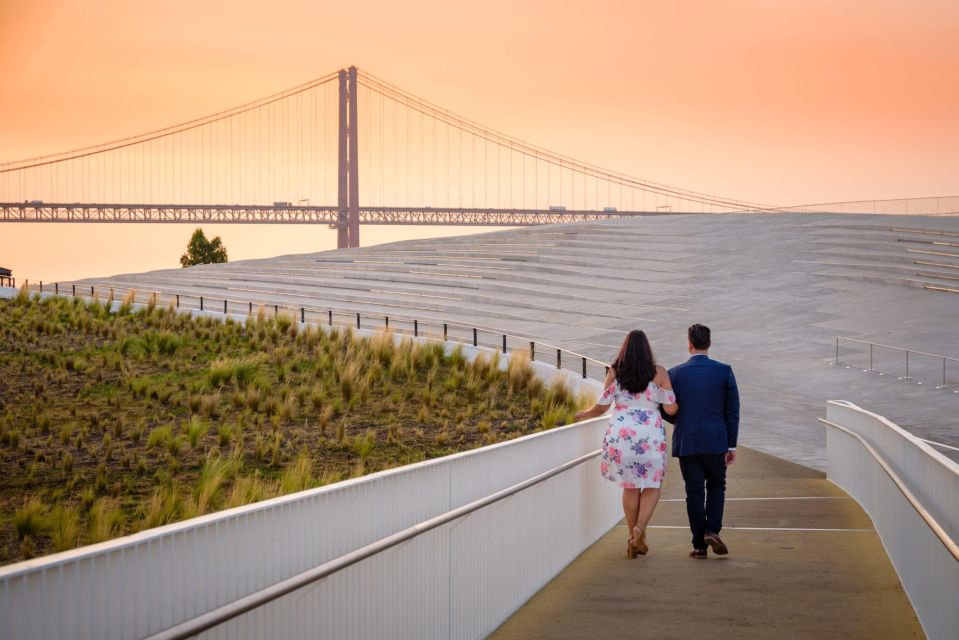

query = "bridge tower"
[[337, 67, 360, 249]]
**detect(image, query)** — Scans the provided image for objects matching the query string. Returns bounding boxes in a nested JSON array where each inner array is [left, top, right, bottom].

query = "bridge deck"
[[490, 442, 922, 639]]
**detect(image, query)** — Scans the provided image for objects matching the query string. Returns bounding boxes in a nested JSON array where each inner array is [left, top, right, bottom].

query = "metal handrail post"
[[905, 350, 910, 380], [835, 337, 839, 365], [869, 343, 873, 371]]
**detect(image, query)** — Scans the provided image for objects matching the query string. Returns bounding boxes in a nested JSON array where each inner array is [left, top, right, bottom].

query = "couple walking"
[[574, 324, 740, 559]]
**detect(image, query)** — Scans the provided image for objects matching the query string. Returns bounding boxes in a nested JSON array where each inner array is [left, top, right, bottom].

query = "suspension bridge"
[[0, 66, 777, 248]]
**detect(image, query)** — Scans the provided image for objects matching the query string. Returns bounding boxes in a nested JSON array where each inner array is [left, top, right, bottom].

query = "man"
[[663, 324, 740, 559]]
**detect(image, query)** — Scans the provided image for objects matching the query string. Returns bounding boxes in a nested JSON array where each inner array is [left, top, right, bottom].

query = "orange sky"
[[1, 0, 958, 280]]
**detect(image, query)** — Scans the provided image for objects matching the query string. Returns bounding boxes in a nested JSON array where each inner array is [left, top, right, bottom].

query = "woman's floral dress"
[[598, 379, 675, 489]]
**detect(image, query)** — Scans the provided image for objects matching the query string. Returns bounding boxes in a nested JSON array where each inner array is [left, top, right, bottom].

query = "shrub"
[[545, 375, 573, 408], [147, 424, 173, 450], [352, 430, 376, 461], [279, 453, 314, 494], [526, 374, 545, 398], [87, 498, 123, 543], [507, 351, 534, 394], [339, 360, 362, 402], [192, 455, 238, 515], [207, 357, 261, 389], [59, 422, 76, 445], [141, 485, 181, 530], [47, 505, 82, 552], [155, 331, 184, 356], [184, 415, 209, 449], [224, 475, 262, 509], [118, 289, 137, 315], [318, 405, 334, 435], [13, 496, 46, 540], [217, 423, 235, 447], [539, 404, 569, 431]]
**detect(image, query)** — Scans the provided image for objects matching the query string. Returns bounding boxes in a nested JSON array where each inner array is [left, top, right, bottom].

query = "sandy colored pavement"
[[489, 445, 923, 640]]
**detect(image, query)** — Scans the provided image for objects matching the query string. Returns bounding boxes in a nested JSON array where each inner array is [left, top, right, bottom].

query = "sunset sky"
[[1, 0, 957, 281]]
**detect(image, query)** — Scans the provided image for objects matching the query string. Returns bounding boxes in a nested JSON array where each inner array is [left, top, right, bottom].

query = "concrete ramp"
[[490, 443, 922, 639]]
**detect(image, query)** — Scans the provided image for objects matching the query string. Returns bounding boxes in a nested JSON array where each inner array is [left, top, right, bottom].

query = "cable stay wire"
[[0, 71, 341, 173], [357, 69, 770, 211]]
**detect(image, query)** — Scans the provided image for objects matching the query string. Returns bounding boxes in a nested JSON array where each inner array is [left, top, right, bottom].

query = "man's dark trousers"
[[679, 453, 727, 550]]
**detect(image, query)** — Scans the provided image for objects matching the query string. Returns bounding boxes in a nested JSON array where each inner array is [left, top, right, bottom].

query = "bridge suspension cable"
[[0, 72, 340, 173], [356, 69, 771, 212]]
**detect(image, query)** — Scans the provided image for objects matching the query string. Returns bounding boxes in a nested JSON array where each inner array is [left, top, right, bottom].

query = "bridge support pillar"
[[337, 70, 350, 249], [347, 67, 360, 248], [337, 67, 360, 249]]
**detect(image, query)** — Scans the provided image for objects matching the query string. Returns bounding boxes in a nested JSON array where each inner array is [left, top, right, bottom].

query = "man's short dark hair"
[[688, 324, 711, 350]]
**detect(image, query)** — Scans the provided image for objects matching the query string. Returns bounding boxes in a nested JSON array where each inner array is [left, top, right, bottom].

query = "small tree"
[[180, 228, 228, 267]]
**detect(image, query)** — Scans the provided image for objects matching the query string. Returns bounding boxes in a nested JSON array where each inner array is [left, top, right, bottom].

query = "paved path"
[[489, 443, 923, 639]]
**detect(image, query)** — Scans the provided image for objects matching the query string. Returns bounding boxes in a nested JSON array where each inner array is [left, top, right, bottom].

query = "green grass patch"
[[0, 295, 584, 564]]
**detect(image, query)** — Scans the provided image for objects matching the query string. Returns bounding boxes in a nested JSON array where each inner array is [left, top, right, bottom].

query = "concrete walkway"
[[489, 444, 922, 639]]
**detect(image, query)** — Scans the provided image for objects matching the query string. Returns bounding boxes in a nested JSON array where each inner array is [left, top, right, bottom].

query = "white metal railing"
[[13, 281, 613, 382], [0, 310, 619, 639], [820, 401, 959, 640], [145, 449, 602, 640], [781, 195, 959, 216], [833, 336, 959, 389]]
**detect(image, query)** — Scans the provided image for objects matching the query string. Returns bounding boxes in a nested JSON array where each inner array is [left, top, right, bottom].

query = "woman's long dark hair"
[[612, 330, 657, 394]]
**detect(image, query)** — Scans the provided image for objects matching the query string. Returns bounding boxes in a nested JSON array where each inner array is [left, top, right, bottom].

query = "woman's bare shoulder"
[[653, 365, 670, 383]]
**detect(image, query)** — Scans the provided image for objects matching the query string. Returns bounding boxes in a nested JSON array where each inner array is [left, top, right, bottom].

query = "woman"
[[574, 330, 678, 558]]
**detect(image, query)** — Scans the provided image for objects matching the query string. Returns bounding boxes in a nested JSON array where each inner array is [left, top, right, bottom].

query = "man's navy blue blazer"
[[664, 355, 740, 457]]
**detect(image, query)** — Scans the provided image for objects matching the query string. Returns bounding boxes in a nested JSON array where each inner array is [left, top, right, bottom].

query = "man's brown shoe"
[[689, 548, 707, 559], [704, 531, 729, 555]]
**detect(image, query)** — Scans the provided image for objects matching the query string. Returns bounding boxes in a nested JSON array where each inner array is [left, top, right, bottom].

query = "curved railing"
[[780, 194, 959, 216], [833, 336, 959, 389], [820, 401, 958, 640], [18, 280, 613, 382], [0, 413, 617, 640], [146, 448, 602, 640]]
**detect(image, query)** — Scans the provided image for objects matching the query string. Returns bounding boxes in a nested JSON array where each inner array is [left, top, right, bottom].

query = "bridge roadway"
[[57, 211, 957, 635], [0, 202, 671, 226]]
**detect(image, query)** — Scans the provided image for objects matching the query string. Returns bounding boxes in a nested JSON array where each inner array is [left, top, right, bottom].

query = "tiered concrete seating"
[[67, 212, 959, 468]]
